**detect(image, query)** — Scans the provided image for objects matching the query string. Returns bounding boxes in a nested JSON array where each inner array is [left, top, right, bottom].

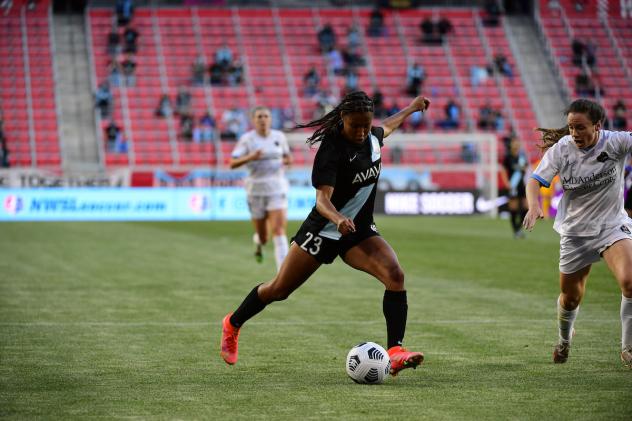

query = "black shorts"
[[625, 188, 632, 211], [291, 225, 380, 264]]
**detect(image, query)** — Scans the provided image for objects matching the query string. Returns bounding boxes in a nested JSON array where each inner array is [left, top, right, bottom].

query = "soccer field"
[[1, 217, 630, 420]]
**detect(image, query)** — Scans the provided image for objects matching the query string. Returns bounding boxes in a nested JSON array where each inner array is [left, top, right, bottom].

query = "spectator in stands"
[[1, 0, 13, 15], [470, 64, 490, 87], [387, 101, 401, 117], [122, 26, 139, 54], [437, 16, 453, 40], [0, 132, 9, 168], [209, 62, 224, 85], [193, 111, 217, 143], [95, 82, 113, 119], [482, 0, 501, 27], [571, 39, 596, 68], [493, 54, 513, 79], [438, 99, 460, 129], [312, 89, 337, 119], [121, 55, 136, 87], [107, 24, 121, 57], [575, 71, 596, 96], [155, 94, 173, 118], [478, 102, 497, 130], [613, 100, 628, 130], [571, 39, 585, 67], [180, 113, 194, 141], [373, 89, 385, 118], [175, 87, 192, 116], [327, 48, 345, 76], [303, 66, 320, 97], [367, 7, 385, 37], [221, 107, 248, 140], [105, 120, 122, 152], [108, 59, 123, 87], [346, 25, 361, 49], [420, 17, 440, 44], [215, 43, 233, 70], [344, 69, 359, 95], [341, 46, 365, 68], [116, 0, 134, 27], [408, 108, 424, 131], [317, 24, 336, 53], [227, 60, 244, 86], [192, 55, 206, 86], [406, 62, 426, 97]]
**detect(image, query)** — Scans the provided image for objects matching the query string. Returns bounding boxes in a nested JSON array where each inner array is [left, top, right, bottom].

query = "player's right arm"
[[315, 185, 356, 235], [523, 178, 544, 231], [230, 149, 262, 169]]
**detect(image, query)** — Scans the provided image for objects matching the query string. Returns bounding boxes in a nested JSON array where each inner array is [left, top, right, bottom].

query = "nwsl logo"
[[188, 194, 208, 213], [3, 195, 24, 215]]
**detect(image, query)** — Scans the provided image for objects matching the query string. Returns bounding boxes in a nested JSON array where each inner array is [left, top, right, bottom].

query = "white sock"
[[272, 234, 288, 272], [253, 233, 261, 245], [621, 295, 632, 350], [557, 296, 578, 344]]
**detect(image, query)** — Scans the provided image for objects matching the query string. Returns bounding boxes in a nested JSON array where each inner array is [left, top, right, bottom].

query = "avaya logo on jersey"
[[352, 163, 381, 184], [3, 195, 24, 215]]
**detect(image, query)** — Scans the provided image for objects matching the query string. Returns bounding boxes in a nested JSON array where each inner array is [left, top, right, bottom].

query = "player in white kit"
[[523, 99, 632, 368], [230, 106, 292, 272]]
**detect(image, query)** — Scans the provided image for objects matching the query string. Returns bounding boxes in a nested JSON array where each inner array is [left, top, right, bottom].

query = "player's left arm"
[[381, 96, 430, 138], [280, 132, 292, 167]]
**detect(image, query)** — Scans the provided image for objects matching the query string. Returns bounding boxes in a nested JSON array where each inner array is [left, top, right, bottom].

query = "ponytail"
[[295, 91, 374, 146], [535, 99, 605, 151]]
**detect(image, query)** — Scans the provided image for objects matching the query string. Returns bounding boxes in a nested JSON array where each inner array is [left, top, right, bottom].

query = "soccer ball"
[[345, 342, 391, 384]]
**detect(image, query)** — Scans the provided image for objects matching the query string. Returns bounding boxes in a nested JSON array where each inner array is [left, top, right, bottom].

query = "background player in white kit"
[[523, 99, 632, 368], [230, 106, 292, 272]]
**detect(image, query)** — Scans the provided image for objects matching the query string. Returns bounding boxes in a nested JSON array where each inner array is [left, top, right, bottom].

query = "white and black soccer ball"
[[345, 342, 391, 384]]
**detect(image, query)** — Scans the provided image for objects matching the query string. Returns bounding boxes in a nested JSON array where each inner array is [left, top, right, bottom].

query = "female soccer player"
[[230, 106, 292, 272], [501, 136, 529, 238], [523, 99, 632, 368], [221, 91, 430, 376]]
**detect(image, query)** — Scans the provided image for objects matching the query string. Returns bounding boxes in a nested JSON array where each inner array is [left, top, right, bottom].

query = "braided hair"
[[295, 91, 374, 146], [535, 99, 606, 151]]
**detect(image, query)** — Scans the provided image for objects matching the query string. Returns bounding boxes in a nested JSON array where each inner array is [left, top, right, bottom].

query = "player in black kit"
[[500, 137, 529, 238], [220, 91, 431, 376]]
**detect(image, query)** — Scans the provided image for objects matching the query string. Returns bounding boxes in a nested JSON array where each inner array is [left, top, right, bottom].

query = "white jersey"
[[231, 129, 290, 196], [532, 130, 632, 236]]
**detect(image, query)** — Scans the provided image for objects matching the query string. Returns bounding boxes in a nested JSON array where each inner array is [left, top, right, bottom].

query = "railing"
[[20, 6, 37, 167]]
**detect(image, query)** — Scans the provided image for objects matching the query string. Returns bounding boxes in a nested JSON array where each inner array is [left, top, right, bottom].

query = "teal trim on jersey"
[[318, 183, 375, 240], [531, 173, 550, 188], [370, 134, 381, 162]]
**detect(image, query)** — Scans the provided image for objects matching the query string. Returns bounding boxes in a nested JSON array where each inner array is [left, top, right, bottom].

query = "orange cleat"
[[388, 345, 424, 376], [220, 313, 240, 365]]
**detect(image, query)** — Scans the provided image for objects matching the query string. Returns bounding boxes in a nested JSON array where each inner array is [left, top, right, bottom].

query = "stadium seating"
[[0, 0, 60, 168], [538, 0, 632, 125]]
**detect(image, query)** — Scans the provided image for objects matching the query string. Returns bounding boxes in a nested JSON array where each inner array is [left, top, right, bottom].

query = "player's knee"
[[620, 277, 632, 298], [385, 265, 405, 290], [265, 283, 292, 302], [561, 293, 581, 310]]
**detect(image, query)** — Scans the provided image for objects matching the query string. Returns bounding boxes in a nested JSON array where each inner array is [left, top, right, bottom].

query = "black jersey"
[[299, 126, 384, 240]]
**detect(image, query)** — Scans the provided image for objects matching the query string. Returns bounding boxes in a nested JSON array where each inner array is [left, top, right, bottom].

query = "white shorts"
[[559, 222, 632, 274], [247, 193, 287, 219]]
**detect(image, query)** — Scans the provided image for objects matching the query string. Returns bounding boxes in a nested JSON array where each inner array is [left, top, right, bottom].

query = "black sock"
[[383, 290, 408, 349], [230, 284, 267, 328], [519, 208, 527, 225], [509, 210, 520, 233]]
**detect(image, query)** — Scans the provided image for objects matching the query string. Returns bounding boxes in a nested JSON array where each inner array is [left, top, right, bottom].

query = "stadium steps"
[[52, 12, 100, 170], [503, 15, 567, 130]]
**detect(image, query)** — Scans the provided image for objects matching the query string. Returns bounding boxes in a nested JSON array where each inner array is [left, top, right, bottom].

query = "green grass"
[[1, 217, 630, 420]]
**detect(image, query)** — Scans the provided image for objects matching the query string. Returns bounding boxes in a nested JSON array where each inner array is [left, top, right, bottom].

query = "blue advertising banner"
[[0, 188, 316, 221]]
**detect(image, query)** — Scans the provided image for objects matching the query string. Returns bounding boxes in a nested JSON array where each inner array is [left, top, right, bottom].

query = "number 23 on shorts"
[[299, 232, 322, 255]]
